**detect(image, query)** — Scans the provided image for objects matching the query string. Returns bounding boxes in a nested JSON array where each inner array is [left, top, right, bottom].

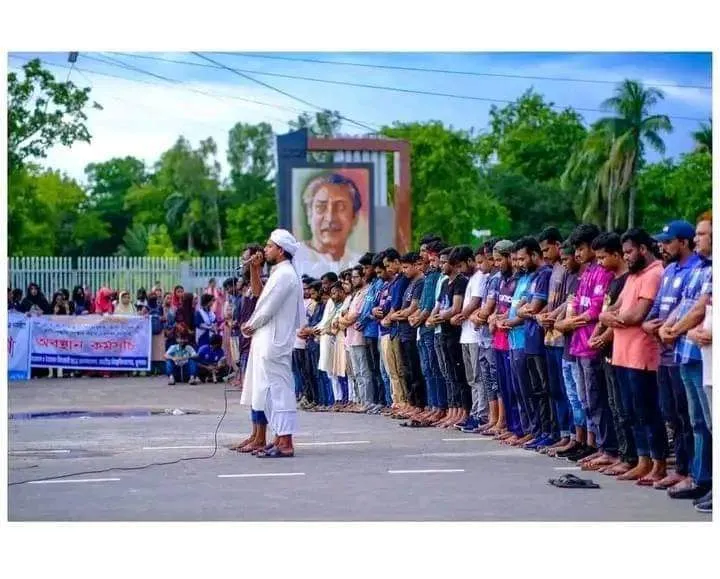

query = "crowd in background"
[[8, 214, 713, 515]]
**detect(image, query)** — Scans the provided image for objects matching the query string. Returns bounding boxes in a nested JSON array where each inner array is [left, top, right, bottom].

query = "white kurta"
[[316, 298, 337, 373], [240, 261, 305, 417]]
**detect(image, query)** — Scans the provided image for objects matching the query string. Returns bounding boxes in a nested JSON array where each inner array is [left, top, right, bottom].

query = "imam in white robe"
[[240, 260, 305, 420]]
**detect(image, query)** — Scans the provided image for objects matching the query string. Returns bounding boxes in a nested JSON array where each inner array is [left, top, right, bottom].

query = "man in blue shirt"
[[375, 249, 409, 411], [196, 334, 227, 383], [515, 236, 555, 449], [496, 243, 535, 446], [410, 239, 448, 424], [356, 252, 389, 410], [642, 220, 700, 492], [658, 218, 713, 503]]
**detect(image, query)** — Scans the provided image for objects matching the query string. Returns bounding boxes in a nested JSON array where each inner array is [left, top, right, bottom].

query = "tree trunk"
[[187, 229, 194, 254], [627, 186, 636, 229], [606, 184, 613, 232]]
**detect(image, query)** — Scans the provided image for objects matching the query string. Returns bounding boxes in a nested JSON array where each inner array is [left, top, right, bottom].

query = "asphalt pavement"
[[7, 376, 707, 521]]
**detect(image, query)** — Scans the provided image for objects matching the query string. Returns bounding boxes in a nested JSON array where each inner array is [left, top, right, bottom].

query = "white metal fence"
[[8, 256, 243, 296]]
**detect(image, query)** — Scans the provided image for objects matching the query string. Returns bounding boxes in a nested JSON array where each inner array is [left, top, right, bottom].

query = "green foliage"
[[8, 58, 102, 172], [636, 151, 712, 233], [225, 191, 278, 255]]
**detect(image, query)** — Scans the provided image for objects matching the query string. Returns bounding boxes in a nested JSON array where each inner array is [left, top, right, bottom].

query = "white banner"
[[30, 315, 151, 372], [8, 313, 32, 381]]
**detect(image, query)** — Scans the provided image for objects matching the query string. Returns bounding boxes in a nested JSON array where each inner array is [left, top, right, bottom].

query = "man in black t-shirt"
[[429, 246, 471, 427], [391, 252, 427, 418]]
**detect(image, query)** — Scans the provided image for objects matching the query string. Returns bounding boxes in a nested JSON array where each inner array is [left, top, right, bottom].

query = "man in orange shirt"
[[599, 228, 667, 486]]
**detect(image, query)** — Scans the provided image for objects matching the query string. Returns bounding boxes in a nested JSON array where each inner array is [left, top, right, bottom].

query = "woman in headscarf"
[[51, 291, 72, 315], [148, 291, 166, 373], [20, 283, 51, 315], [71, 286, 90, 315], [171, 285, 184, 311], [95, 287, 114, 315], [114, 291, 136, 315], [221, 277, 239, 380], [176, 292, 197, 346], [9, 288, 23, 311]]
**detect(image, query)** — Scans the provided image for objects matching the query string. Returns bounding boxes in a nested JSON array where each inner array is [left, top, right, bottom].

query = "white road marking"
[[28, 478, 121, 484], [553, 466, 582, 471], [441, 438, 491, 442], [142, 445, 213, 450], [388, 469, 465, 474], [404, 452, 493, 458], [295, 440, 370, 447], [217, 472, 306, 478], [10, 450, 71, 455]]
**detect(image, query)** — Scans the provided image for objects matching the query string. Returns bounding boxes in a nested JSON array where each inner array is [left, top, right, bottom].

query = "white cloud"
[[36, 71, 304, 182]]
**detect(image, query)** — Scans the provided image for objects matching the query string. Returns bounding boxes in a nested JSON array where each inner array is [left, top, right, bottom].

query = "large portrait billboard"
[[289, 164, 374, 279]]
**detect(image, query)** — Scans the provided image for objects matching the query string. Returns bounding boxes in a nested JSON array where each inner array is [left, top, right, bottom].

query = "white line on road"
[[388, 469, 465, 474], [441, 438, 491, 442], [553, 466, 582, 471], [142, 445, 213, 450], [295, 440, 370, 447], [28, 478, 121, 484], [10, 450, 71, 455], [217, 473, 306, 478]]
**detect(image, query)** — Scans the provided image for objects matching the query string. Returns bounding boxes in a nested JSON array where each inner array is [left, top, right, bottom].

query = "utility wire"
[[10, 55, 317, 125], [189, 51, 379, 133], [109, 52, 710, 124], [220, 52, 713, 92]]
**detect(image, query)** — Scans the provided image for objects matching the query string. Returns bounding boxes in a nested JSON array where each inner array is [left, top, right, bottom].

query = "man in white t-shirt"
[[451, 246, 489, 431]]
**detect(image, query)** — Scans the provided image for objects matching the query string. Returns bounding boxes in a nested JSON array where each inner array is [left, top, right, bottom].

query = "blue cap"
[[654, 220, 695, 242]]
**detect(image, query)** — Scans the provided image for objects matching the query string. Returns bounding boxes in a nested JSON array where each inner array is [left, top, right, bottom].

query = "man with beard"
[[515, 236, 555, 450], [241, 229, 305, 458], [659, 217, 713, 507], [641, 220, 699, 491], [600, 228, 666, 485], [536, 228, 572, 453]]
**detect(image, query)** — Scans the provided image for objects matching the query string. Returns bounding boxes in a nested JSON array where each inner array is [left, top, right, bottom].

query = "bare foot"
[[617, 460, 652, 481], [653, 472, 687, 490], [603, 461, 634, 476]]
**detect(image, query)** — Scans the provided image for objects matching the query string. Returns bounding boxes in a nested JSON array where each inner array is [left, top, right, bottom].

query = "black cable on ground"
[[8, 388, 231, 487]]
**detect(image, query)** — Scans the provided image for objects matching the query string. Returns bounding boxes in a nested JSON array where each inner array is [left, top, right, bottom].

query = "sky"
[[8, 51, 713, 183]]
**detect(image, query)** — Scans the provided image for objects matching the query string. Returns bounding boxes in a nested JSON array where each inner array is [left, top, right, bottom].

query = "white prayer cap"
[[270, 228, 300, 257]]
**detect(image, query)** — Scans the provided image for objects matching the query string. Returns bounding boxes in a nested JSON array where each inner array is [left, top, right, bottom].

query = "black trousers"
[[605, 360, 637, 464], [365, 337, 384, 405], [438, 332, 471, 411], [305, 341, 321, 404], [293, 348, 315, 403], [400, 339, 427, 408], [526, 353, 555, 437]]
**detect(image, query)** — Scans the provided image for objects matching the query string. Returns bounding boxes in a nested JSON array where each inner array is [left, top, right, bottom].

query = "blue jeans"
[[251, 409, 268, 425], [546, 347, 571, 438], [433, 334, 450, 410], [680, 362, 712, 486], [339, 376, 349, 404], [658, 364, 693, 476], [419, 332, 441, 408], [319, 370, 334, 405], [562, 359, 586, 430], [615, 367, 668, 460], [494, 349, 522, 436], [166, 359, 197, 380]]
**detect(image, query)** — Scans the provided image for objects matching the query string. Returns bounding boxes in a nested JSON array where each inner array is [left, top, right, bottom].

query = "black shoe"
[[566, 445, 596, 462], [693, 489, 712, 506], [555, 443, 582, 458], [668, 483, 711, 500]]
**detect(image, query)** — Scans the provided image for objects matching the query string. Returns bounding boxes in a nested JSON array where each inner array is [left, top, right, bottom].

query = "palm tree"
[[692, 120, 712, 154], [596, 80, 673, 228], [116, 223, 158, 256]]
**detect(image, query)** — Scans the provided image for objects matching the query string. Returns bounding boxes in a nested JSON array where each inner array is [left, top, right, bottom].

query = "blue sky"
[[9, 51, 713, 182]]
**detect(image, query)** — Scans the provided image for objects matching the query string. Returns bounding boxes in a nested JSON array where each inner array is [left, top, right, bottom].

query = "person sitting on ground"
[[164, 332, 199, 385], [196, 334, 228, 383], [114, 291, 136, 315]]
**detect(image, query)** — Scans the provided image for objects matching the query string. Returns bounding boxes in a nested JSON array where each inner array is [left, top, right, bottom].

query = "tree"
[[290, 110, 342, 162], [225, 191, 278, 255], [636, 151, 712, 233], [595, 80, 673, 228], [8, 166, 108, 256], [478, 90, 587, 183], [8, 59, 102, 172], [84, 156, 148, 255], [155, 136, 223, 254], [692, 120, 712, 155], [227, 121, 275, 204], [382, 121, 509, 244]]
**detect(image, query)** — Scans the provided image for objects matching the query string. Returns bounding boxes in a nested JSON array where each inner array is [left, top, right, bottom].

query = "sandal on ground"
[[256, 447, 295, 459], [548, 474, 600, 489]]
